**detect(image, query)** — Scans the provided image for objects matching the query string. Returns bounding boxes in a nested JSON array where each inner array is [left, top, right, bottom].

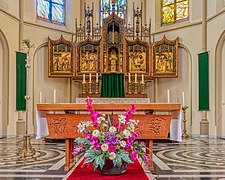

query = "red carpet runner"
[[67, 160, 149, 180]]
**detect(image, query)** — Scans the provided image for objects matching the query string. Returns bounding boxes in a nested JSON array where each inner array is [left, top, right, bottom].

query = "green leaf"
[[95, 154, 105, 170], [85, 149, 101, 158], [119, 150, 133, 164], [84, 157, 95, 164], [113, 154, 122, 167], [107, 114, 112, 127], [74, 138, 90, 145]]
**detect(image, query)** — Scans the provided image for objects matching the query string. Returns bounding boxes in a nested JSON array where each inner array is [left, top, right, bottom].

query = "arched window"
[[36, 0, 65, 24], [162, 0, 188, 25], [100, 0, 127, 24]]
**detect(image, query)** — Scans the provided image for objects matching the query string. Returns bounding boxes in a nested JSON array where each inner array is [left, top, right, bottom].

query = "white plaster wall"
[[221, 43, 225, 137], [0, 12, 19, 136], [0, 40, 3, 136], [190, 0, 202, 22], [0, 0, 19, 18]]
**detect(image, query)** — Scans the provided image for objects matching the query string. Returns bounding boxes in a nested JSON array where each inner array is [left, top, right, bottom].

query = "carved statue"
[[109, 49, 117, 72], [129, 51, 146, 72]]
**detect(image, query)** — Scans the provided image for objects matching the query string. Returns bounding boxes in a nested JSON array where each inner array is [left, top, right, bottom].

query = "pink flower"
[[124, 104, 136, 123], [118, 125, 124, 130], [86, 98, 93, 106], [130, 151, 138, 161], [108, 145, 116, 152]]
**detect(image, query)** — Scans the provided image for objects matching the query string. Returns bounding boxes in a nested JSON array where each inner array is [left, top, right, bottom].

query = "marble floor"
[[0, 137, 225, 180]]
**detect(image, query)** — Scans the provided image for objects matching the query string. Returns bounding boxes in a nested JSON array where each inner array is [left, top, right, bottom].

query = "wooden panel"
[[46, 114, 171, 139], [38, 103, 181, 111]]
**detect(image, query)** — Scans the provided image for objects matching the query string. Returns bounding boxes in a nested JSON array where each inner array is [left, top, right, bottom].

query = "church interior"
[[1, 0, 225, 179]]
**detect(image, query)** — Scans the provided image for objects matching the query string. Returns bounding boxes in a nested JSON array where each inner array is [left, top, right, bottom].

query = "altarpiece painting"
[[151, 36, 178, 78], [75, 39, 100, 76], [48, 36, 74, 78], [126, 38, 150, 75]]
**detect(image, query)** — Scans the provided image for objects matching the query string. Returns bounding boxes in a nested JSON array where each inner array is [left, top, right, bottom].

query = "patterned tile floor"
[[0, 137, 225, 179]]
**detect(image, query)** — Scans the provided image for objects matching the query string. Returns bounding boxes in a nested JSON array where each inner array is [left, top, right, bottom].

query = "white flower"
[[123, 129, 131, 138], [118, 114, 126, 124], [92, 130, 100, 137], [130, 119, 139, 125], [119, 141, 126, 148], [101, 144, 108, 152], [109, 152, 116, 160], [85, 121, 93, 127], [77, 122, 85, 133], [97, 116, 106, 123], [128, 123, 135, 132], [109, 126, 117, 133]]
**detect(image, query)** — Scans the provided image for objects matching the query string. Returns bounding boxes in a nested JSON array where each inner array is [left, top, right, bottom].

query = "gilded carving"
[[152, 36, 179, 78], [126, 38, 150, 75], [48, 35, 74, 78], [75, 39, 101, 77]]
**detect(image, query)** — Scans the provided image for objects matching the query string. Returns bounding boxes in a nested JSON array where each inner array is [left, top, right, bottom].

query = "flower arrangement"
[[73, 98, 151, 171]]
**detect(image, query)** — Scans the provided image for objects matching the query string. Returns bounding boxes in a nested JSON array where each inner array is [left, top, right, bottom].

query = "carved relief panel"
[[126, 38, 150, 75], [48, 36, 74, 78], [75, 38, 100, 78], [151, 36, 179, 78]]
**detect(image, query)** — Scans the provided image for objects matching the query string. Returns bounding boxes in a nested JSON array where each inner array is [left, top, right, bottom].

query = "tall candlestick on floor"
[[182, 91, 185, 106]]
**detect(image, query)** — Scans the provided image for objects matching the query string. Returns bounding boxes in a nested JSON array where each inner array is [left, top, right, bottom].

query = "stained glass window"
[[162, 0, 188, 25], [37, 0, 65, 24], [100, 0, 127, 24]]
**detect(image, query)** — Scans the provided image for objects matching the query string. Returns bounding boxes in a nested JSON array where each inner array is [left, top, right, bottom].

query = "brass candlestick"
[[88, 82, 93, 94], [127, 81, 132, 94], [82, 82, 87, 94], [95, 81, 99, 94], [182, 106, 189, 138], [134, 82, 138, 94], [140, 81, 145, 94], [18, 40, 36, 162]]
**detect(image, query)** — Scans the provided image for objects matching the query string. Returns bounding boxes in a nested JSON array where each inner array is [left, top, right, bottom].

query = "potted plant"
[[73, 98, 151, 175]]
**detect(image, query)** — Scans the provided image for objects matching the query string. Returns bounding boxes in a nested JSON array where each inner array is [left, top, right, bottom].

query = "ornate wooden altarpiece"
[[47, 1, 179, 96], [151, 35, 179, 78], [48, 35, 74, 78]]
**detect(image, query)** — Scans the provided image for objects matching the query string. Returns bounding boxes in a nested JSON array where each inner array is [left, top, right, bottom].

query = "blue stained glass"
[[52, 4, 64, 23], [52, 0, 64, 4], [36, 0, 65, 24], [101, 0, 126, 24], [37, 0, 50, 19]]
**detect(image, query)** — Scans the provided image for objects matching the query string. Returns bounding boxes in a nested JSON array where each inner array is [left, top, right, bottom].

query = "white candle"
[[89, 73, 92, 83], [53, 89, 56, 104], [39, 91, 42, 103], [135, 74, 137, 83], [167, 89, 170, 103], [128, 73, 131, 82], [96, 73, 98, 83], [182, 91, 185, 106], [83, 74, 86, 83], [142, 74, 144, 83]]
